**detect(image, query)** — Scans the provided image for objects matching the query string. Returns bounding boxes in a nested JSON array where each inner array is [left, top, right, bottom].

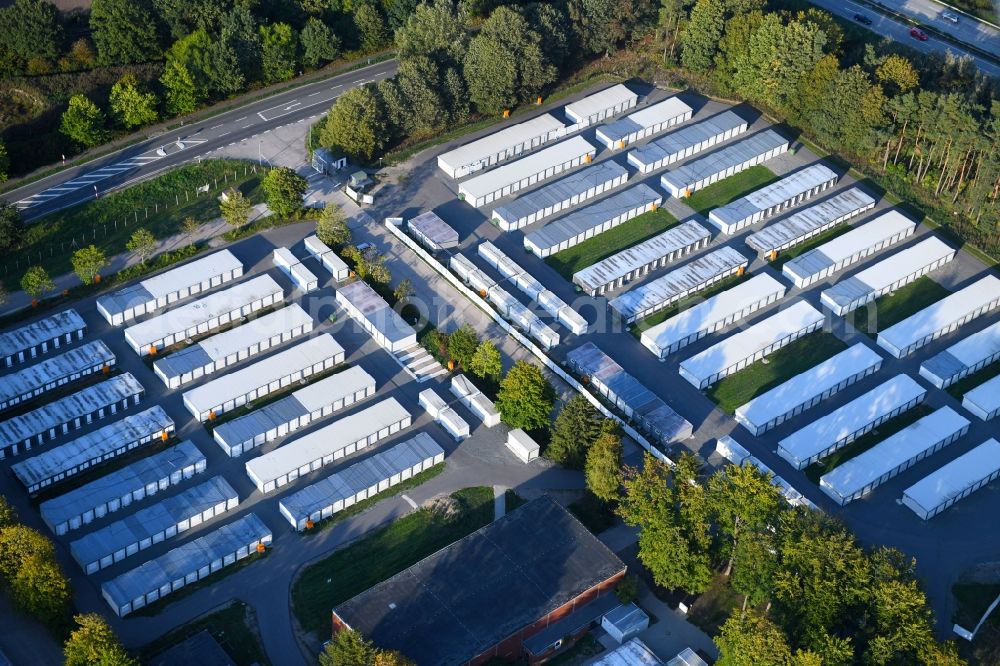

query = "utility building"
[[596, 96, 693, 149], [902, 438, 1000, 519], [0, 341, 115, 411], [304, 235, 350, 282], [408, 211, 460, 252], [0, 309, 86, 368], [660, 130, 789, 198], [336, 280, 417, 353], [564, 84, 638, 126], [920, 320, 1000, 389]]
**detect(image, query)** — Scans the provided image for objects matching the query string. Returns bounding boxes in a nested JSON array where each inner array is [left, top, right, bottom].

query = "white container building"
[[449, 254, 497, 297], [183, 334, 343, 421], [335, 280, 417, 353], [97, 250, 243, 326], [486, 283, 561, 349], [713, 435, 817, 510], [273, 247, 319, 293], [777, 374, 926, 470], [0, 373, 144, 460], [409, 211, 459, 252], [10, 406, 174, 494], [679, 300, 824, 390], [609, 247, 749, 324], [744, 188, 879, 259], [715, 435, 751, 466], [639, 273, 786, 359], [124, 275, 284, 356], [153, 304, 313, 389], [963, 375, 1000, 421], [523, 184, 663, 258], [419, 388, 470, 441], [734, 343, 883, 436], [458, 136, 597, 208], [491, 161, 628, 232], [596, 96, 693, 149], [566, 342, 693, 444], [71, 476, 239, 574], [877, 275, 1000, 359], [564, 84, 638, 126], [660, 130, 789, 198], [279, 433, 445, 531], [707, 164, 838, 235], [506, 428, 540, 463], [573, 221, 711, 296], [450, 375, 501, 427], [627, 110, 748, 175], [781, 209, 916, 288], [820, 236, 955, 316], [39, 440, 206, 536], [0, 309, 86, 368], [820, 406, 970, 506], [303, 235, 350, 282], [101, 513, 272, 617], [213, 365, 376, 457], [437, 113, 565, 179], [244, 397, 411, 493], [920, 320, 1000, 389], [0, 341, 115, 411], [902, 438, 1000, 519]]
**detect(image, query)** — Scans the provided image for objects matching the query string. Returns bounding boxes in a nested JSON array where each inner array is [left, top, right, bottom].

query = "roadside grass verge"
[[630, 272, 751, 337], [770, 223, 854, 269], [706, 332, 848, 414], [138, 601, 270, 666], [291, 486, 494, 636], [804, 404, 935, 484], [682, 166, 777, 216], [850, 276, 951, 337], [545, 208, 679, 281], [947, 361, 1000, 400]]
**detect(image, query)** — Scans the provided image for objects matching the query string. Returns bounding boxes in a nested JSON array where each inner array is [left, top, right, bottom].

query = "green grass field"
[[771, 223, 854, 269], [545, 208, 678, 280], [139, 601, 270, 666], [631, 273, 751, 337], [947, 361, 1000, 399], [682, 165, 778, 216], [291, 486, 494, 636], [706, 332, 848, 414], [804, 405, 935, 483], [851, 276, 952, 337]]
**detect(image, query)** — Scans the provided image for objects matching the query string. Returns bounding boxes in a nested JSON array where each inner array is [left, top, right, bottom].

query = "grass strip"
[[138, 601, 270, 666], [630, 272, 751, 337], [770, 223, 854, 269], [682, 165, 778, 216], [947, 361, 1000, 400], [292, 486, 494, 635], [850, 276, 951, 337]]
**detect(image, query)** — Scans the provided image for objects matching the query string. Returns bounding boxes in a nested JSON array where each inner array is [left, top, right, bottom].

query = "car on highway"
[[909, 27, 929, 40], [853, 13, 873, 24], [940, 10, 960, 22]]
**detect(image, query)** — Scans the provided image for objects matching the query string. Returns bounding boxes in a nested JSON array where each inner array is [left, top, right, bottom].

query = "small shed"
[[409, 211, 459, 252], [506, 428, 539, 463], [349, 171, 372, 190], [312, 148, 346, 175], [601, 602, 650, 644]]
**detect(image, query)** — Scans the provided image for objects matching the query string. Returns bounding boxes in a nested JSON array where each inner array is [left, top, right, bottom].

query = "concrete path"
[[494, 484, 508, 520]]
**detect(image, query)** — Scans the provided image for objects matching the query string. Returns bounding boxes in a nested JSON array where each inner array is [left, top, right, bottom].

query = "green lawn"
[[706, 332, 848, 414], [139, 601, 270, 666], [631, 273, 752, 337], [947, 361, 1000, 400], [683, 165, 778, 216], [292, 486, 495, 636], [545, 208, 678, 280], [771, 223, 854, 269], [804, 405, 935, 483], [851, 276, 951, 337], [687, 574, 743, 637]]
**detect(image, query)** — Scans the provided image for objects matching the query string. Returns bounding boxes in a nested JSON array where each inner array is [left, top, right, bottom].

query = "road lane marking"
[[401, 494, 418, 509]]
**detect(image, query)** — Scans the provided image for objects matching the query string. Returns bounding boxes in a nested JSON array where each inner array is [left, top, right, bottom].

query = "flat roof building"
[[660, 130, 789, 198], [506, 428, 540, 463], [0, 309, 86, 368], [244, 397, 412, 493], [877, 275, 1000, 359], [639, 273, 786, 359], [153, 304, 313, 389], [592, 639, 663, 666], [609, 247, 748, 324], [336, 280, 417, 353], [279, 433, 444, 530], [437, 113, 565, 179], [902, 438, 1000, 519], [523, 184, 662, 257], [101, 513, 272, 617], [707, 164, 838, 235], [963, 375, 1000, 421], [777, 374, 926, 470], [564, 84, 638, 126], [820, 236, 955, 316], [10, 405, 174, 494], [419, 389, 469, 441], [450, 374, 501, 427], [459, 136, 596, 208], [273, 247, 319, 294], [408, 211, 459, 252], [303, 235, 350, 282], [486, 283, 561, 349], [97, 250, 243, 326], [492, 161, 628, 232], [679, 300, 824, 389], [124, 274, 284, 355], [0, 341, 115, 411], [735, 343, 883, 436], [596, 96, 693, 149], [820, 406, 970, 506], [920, 320, 1000, 389], [781, 209, 915, 288], [627, 110, 748, 175], [449, 254, 497, 297], [39, 440, 205, 536], [182, 334, 344, 421]]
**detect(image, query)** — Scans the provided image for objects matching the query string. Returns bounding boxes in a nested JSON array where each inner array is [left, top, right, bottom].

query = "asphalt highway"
[[882, 0, 999, 58], [5, 59, 398, 221]]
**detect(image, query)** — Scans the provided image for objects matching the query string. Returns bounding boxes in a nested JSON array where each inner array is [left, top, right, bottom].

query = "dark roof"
[[522, 592, 620, 655], [333, 495, 626, 666], [147, 630, 234, 666]]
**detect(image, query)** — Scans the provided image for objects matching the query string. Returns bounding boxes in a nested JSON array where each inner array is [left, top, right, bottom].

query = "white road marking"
[[210, 124, 223, 130], [218, 131, 230, 137], [401, 494, 418, 509]]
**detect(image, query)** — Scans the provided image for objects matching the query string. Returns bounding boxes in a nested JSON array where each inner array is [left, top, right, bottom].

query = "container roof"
[[492, 161, 628, 225], [409, 211, 459, 247], [598, 96, 693, 142], [628, 110, 747, 167], [921, 320, 1000, 384], [0, 309, 85, 358], [564, 84, 637, 122], [337, 281, 416, 346], [0, 341, 114, 404], [709, 163, 838, 228], [438, 113, 565, 173], [745, 187, 879, 254], [661, 130, 788, 191], [459, 136, 595, 200], [903, 438, 1000, 513]]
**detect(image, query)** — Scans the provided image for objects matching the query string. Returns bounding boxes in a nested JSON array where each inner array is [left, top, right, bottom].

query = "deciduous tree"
[[0, 0, 63, 74], [64, 614, 137, 666], [0, 496, 17, 528], [262, 166, 307, 217], [495, 361, 555, 431], [161, 60, 200, 115], [707, 462, 783, 576], [876, 54, 919, 95], [90, 0, 161, 65], [316, 204, 352, 247], [10, 553, 70, 625], [72, 245, 108, 284], [110, 73, 158, 129], [20, 266, 55, 300], [60, 95, 108, 149], [181, 216, 200, 245], [320, 629, 374, 666], [393, 278, 414, 303], [715, 611, 795, 666], [681, 0, 725, 72], [126, 228, 156, 264], [446, 324, 478, 369], [0, 141, 8, 183], [585, 424, 622, 502], [0, 201, 22, 251], [469, 340, 502, 381], [394, 0, 468, 66], [547, 395, 603, 467], [354, 3, 388, 53], [320, 85, 386, 161], [261, 22, 298, 83], [220, 188, 252, 227], [300, 17, 340, 68]]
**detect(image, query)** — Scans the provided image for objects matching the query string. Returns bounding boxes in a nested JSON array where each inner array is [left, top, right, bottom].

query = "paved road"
[[4, 59, 397, 220], [882, 0, 999, 57]]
